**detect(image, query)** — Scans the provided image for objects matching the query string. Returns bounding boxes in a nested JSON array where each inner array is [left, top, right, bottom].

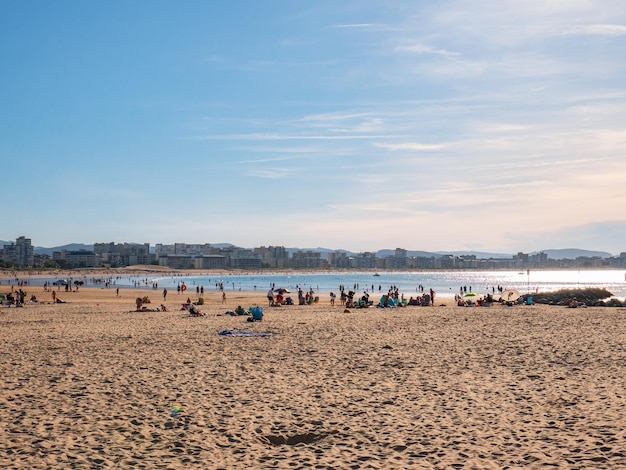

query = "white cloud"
[[246, 169, 292, 179], [398, 43, 459, 58], [557, 24, 626, 36], [329, 23, 400, 32], [300, 111, 377, 122], [374, 142, 445, 151], [193, 133, 399, 141]]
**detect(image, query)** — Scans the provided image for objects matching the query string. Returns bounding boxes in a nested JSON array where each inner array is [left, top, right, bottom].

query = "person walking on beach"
[[430, 288, 435, 306], [222, 292, 226, 304], [267, 288, 274, 306], [163, 288, 167, 301]]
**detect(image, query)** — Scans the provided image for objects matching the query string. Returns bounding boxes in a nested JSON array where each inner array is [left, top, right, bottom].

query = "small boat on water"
[[373, 273, 381, 277]]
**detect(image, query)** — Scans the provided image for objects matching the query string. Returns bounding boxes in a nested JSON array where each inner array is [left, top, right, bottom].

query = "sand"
[[2, 285, 626, 469]]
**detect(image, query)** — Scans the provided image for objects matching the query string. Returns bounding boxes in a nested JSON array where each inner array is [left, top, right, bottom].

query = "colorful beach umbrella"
[[499, 289, 521, 302]]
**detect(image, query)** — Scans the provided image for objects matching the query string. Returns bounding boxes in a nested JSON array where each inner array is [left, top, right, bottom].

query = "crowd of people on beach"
[[2, 270, 598, 313], [330, 284, 438, 309], [0, 288, 45, 307], [266, 285, 317, 307]]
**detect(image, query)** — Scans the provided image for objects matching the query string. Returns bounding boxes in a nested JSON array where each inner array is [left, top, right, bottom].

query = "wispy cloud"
[[246, 169, 293, 179], [554, 24, 626, 36], [398, 43, 460, 58], [299, 111, 377, 122], [329, 23, 400, 32], [374, 142, 445, 151], [192, 133, 402, 141], [231, 146, 323, 155], [237, 157, 296, 164]]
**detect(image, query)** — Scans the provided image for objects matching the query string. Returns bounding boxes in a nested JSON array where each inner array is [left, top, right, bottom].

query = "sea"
[[130, 270, 626, 300], [15, 269, 626, 300]]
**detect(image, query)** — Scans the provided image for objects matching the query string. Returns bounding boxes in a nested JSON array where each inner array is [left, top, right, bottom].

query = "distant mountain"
[[539, 248, 613, 260], [436, 251, 514, 259], [211, 243, 236, 249], [286, 247, 354, 260], [377, 249, 442, 258], [34, 243, 94, 256]]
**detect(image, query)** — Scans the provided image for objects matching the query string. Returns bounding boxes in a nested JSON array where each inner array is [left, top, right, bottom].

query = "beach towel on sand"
[[218, 330, 271, 337]]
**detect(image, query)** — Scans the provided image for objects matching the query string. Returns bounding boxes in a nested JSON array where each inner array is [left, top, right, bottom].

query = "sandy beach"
[[2, 285, 626, 469]]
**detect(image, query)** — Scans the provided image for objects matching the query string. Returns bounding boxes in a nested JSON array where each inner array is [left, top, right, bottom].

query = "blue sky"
[[2, 1, 626, 254]]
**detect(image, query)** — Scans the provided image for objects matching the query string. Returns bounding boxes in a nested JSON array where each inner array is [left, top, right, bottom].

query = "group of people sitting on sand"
[[1, 289, 40, 307], [341, 290, 373, 308], [379, 289, 435, 308], [271, 292, 294, 306], [135, 297, 168, 312], [297, 288, 319, 305], [2, 291, 20, 307], [330, 288, 437, 309], [266, 287, 319, 307]]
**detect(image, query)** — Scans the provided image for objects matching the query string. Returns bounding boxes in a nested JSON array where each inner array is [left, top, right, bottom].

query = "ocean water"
[[138, 270, 626, 300], [19, 269, 626, 300]]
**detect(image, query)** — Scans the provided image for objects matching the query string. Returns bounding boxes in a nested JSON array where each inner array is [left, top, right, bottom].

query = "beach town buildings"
[[155, 243, 262, 270], [53, 249, 99, 268], [220, 246, 263, 270], [349, 252, 379, 270], [156, 244, 327, 270], [254, 246, 290, 268], [386, 248, 408, 269], [157, 254, 193, 269], [155, 243, 227, 269], [290, 250, 325, 269], [194, 255, 226, 270], [155, 243, 215, 259], [1, 236, 34, 267], [93, 242, 152, 267], [48, 243, 151, 268], [3, 235, 626, 270]]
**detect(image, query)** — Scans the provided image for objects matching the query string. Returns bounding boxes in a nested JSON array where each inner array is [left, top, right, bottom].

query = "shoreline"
[[2, 265, 626, 279], [3, 268, 626, 302]]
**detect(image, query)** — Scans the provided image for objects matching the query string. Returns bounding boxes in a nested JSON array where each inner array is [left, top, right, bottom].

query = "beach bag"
[[251, 307, 263, 321]]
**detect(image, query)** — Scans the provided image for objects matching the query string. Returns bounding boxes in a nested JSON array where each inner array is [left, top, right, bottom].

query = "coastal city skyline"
[[2, 235, 625, 271], [1, 234, 623, 257], [2, 2, 626, 254]]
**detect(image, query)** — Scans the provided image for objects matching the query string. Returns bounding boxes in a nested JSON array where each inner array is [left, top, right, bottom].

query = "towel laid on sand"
[[218, 330, 271, 337]]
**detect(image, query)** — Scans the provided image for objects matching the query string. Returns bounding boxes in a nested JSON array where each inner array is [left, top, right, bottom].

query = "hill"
[[539, 249, 613, 260], [34, 244, 94, 256]]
